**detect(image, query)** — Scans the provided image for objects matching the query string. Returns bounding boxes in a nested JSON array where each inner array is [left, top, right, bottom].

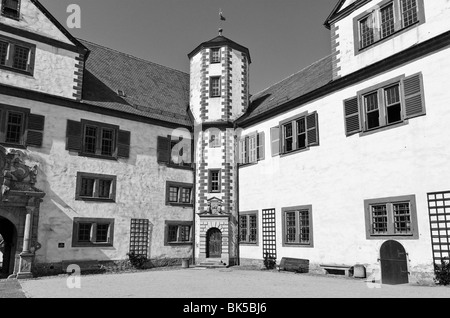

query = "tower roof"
[[188, 34, 251, 63]]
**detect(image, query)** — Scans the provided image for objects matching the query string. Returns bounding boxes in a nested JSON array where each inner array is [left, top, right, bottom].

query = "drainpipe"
[[192, 161, 196, 266], [233, 127, 240, 266]]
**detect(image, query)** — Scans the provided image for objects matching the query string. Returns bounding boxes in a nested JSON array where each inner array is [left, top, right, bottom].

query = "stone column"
[[16, 206, 34, 279]]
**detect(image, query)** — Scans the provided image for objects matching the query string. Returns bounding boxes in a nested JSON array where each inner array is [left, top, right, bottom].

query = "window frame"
[[75, 172, 117, 202], [281, 205, 314, 248], [210, 47, 221, 64], [0, 34, 35, 76], [1, 0, 21, 20], [279, 111, 319, 156], [208, 169, 221, 193], [164, 221, 193, 246], [80, 119, 119, 160], [239, 211, 259, 245], [209, 129, 221, 148], [239, 131, 265, 166], [364, 195, 419, 239], [210, 76, 221, 98], [72, 217, 115, 247], [354, 0, 425, 54], [165, 181, 193, 207]]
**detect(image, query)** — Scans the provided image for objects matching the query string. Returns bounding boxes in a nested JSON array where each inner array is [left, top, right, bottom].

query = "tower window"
[[211, 48, 221, 64], [1, 0, 20, 19], [210, 77, 221, 98]]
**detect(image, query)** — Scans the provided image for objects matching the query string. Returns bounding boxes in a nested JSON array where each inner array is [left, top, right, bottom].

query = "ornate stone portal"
[[198, 197, 232, 264], [0, 146, 45, 279]]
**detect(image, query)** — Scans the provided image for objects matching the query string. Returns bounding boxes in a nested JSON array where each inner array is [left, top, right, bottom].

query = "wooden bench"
[[320, 264, 353, 276], [278, 257, 309, 273], [62, 260, 104, 274]]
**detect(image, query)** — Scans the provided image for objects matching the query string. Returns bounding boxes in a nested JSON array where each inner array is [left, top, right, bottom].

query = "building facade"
[[0, 0, 448, 285]]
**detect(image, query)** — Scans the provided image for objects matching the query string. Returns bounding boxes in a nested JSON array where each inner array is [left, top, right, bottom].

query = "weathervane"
[[219, 8, 226, 35]]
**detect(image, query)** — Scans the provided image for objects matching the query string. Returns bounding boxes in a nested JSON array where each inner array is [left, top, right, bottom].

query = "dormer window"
[[1, 0, 20, 20], [355, 0, 424, 52], [210, 48, 221, 64]]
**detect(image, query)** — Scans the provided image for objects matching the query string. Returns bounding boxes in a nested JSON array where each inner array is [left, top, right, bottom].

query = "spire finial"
[[219, 28, 223, 36]]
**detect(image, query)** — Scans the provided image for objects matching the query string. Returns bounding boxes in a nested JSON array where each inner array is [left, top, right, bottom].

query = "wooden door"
[[380, 240, 409, 285], [207, 228, 222, 258]]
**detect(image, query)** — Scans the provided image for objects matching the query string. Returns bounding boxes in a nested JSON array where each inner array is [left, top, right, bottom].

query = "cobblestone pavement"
[[9, 267, 450, 298], [0, 279, 26, 298]]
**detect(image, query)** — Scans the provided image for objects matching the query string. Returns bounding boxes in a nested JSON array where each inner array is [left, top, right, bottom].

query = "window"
[[165, 221, 193, 245], [1, 0, 20, 19], [210, 48, 221, 64], [240, 211, 258, 244], [157, 135, 192, 169], [282, 205, 313, 247], [129, 219, 149, 257], [239, 132, 265, 165], [279, 112, 319, 155], [72, 217, 114, 247], [344, 73, 426, 136], [75, 172, 117, 202], [364, 195, 419, 239], [66, 119, 131, 159], [0, 35, 35, 75], [209, 129, 221, 148], [208, 169, 221, 193], [210, 77, 221, 97], [165, 181, 193, 206], [355, 0, 424, 51], [0, 104, 45, 148]]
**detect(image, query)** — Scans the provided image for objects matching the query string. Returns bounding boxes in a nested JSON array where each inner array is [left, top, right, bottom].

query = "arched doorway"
[[206, 228, 222, 258], [0, 216, 17, 278], [379, 240, 409, 285]]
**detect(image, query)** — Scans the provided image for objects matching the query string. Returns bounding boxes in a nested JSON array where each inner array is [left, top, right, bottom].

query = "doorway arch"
[[0, 216, 17, 278], [379, 240, 409, 285], [206, 228, 222, 258]]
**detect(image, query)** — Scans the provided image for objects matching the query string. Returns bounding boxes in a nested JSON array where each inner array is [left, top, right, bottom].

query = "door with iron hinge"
[[379, 240, 409, 285], [207, 228, 222, 258]]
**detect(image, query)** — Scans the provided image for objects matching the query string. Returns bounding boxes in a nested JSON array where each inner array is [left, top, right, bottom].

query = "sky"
[[40, 0, 338, 95]]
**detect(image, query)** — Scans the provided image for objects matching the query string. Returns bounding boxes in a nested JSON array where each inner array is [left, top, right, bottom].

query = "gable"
[[324, 0, 371, 29], [0, 0, 84, 48]]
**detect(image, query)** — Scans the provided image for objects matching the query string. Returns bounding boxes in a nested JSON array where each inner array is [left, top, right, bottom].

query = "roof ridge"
[[251, 54, 332, 98], [77, 38, 189, 76]]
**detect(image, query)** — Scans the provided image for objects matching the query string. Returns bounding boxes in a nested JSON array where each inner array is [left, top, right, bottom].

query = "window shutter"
[[403, 73, 425, 119], [239, 139, 246, 165], [270, 126, 280, 157], [306, 112, 319, 147], [26, 114, 45, 147], [66, 120, 82, 151], [117, 130, 131, 158], [257, 131, 265, 161], [248, 134, 257, 163], [157, 136, 170, 163], [344, 97, 361, 136], [0, 109, 5, 143]]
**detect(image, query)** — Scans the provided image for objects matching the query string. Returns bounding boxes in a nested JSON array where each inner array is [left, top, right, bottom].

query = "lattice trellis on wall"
[[129, 219, 150, 257], [262, 209, 277, 259], [427, 191, 450, 265]]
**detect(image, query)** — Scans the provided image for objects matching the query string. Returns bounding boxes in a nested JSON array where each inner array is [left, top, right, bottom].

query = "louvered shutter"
[[66, 120, 82, 151], [257, 132, 265, 161], [26, 114, 45, 147], [117, 130, 131, 158], [270, 126, 280, 157], [403, 73, 426, 119], [239, 139, 246, 165], [306, 112, 319, 147], [344, 97, 361, 136], [248, 134, 257, 163], [157, 136, 170, 163]]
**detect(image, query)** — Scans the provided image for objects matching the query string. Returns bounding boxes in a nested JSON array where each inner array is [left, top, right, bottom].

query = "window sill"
[[280, 147, 310, 158], [367, 234, 417, 240], [1, 12, 20, 21], [359, 120, 409, 137], [167, 242, 193, 246], [0, 142, 26, 149], [78, 152, 118, 161], [0, 65, 33, 77], [159, 162, 193, 170], [76, 197, 116, 203], [72, 243, 114, 248], [240, 242, 258, 246], [282, 242, 314, 248], [238, 162, 258, 169], [166, 202, 194, 208]]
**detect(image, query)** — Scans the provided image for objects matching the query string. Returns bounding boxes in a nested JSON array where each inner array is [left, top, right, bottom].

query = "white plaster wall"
[[336, 0, 450, 77], [0, 95, 194, 263], [238, 47, 450, 276], [189, 52, 202, 123], [231, 50, 246, 120], [0, 0, 73, 44], [0, 31, 79, 99]]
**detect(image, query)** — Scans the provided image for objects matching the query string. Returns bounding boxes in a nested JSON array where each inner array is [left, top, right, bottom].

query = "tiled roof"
[[80, 39, 192, 127], [238, 55, 333, 124]]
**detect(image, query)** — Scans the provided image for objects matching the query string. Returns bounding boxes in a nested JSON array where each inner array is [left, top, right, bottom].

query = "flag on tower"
[[220, 9, 226, 21]]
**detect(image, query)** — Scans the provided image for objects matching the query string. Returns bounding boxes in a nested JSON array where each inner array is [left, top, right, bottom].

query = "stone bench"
[[278, 257, 309, 273], [320, 264, 353, 276]]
